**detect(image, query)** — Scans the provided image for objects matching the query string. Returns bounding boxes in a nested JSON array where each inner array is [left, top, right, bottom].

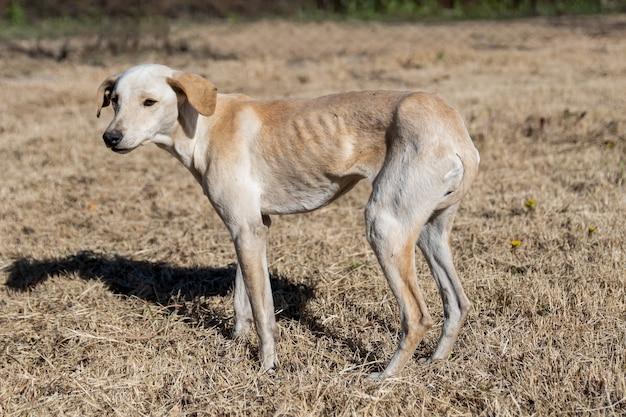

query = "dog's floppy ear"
[[166, 72, 217, 117], [96, 74, 119, 118]]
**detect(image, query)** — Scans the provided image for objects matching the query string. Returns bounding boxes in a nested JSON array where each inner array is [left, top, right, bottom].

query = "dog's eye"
[[143, 99, 157, 107], [111, 95, 118, 105]]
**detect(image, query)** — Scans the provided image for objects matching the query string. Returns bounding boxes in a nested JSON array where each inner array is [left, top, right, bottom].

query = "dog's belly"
[[259, 173, 363, 215], [255, 129, 384, 215]]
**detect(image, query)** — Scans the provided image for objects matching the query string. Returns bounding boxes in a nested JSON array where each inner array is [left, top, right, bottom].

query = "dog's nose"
[[103, 130, 123, 148]]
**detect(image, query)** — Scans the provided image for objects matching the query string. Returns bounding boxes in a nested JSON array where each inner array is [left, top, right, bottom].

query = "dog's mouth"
[[111, 147, 132, 154]]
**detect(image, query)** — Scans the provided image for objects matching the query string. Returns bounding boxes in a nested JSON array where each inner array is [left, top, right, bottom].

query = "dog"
[[96, 64, 479, 379]]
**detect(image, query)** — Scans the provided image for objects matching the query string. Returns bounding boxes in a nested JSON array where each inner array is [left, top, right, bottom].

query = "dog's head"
[[97, 64, 217, 153]]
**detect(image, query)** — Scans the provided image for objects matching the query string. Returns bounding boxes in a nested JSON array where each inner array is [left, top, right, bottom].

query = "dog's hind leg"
[[365, 153, 447, 379], [365, 195, 437, 379], [418, 204, 471, 361]]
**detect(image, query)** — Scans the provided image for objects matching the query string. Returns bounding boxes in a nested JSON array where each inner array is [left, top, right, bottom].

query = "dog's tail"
[[435, 138, 480, 210]]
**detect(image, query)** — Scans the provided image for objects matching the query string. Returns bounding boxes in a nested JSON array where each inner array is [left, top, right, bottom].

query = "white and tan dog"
[[97, 64, 479, 379]]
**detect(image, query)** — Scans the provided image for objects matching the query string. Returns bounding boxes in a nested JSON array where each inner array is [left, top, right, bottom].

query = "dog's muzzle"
[[103, 130, 123, 149]]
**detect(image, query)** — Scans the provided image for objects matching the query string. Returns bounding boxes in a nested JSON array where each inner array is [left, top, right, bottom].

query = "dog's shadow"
[[3, 251, 383, 365], [4, 251, 315, 337]]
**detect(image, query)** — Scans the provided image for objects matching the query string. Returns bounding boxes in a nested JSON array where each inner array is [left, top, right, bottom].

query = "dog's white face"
[[97, 64, 217, 153], [98, 64, 179, 153]]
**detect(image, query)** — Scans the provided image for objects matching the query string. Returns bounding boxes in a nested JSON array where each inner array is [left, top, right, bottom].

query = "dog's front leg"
[[233, 263, 253, 338], [232, 219, 276, 371], [233, 215, 271, 339]]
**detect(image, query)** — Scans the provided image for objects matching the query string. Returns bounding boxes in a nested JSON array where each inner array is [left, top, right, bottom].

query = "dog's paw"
[[258, 361, 277, 377], [232, 322, 252, 340], [367, 372, 386, 382], [427, 353, 450, 363]]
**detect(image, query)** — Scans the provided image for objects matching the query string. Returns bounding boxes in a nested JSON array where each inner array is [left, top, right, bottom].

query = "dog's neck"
[[153, 116, 210, 183], [153, 93, 241, 183]]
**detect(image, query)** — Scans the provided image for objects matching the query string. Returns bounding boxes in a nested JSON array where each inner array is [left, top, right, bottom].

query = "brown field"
[[1, 15, 625, 417]]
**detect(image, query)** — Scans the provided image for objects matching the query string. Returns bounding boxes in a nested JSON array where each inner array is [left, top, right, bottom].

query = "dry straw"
[[1, 15, 625, 417]]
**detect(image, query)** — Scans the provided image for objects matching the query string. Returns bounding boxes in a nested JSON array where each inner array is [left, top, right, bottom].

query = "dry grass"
[[1, 15, 625, 417]]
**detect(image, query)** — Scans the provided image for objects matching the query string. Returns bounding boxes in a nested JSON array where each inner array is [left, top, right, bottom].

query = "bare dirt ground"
[[1, 15, 625, 417]]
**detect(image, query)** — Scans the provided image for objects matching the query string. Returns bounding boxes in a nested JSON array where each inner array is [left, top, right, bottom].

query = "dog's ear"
[[166, 72, 217, 117], [96, 74, 119, 118]]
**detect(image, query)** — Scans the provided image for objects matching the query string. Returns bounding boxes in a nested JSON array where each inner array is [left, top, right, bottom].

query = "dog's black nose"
[[103, 130, 123, 148]]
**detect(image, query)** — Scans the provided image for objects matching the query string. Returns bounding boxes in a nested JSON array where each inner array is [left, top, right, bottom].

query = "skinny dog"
[[97, 64, 479, 379]]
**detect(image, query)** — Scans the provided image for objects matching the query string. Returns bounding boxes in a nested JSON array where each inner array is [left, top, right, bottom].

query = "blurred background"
[[2, 0, 625, 64], [2, 0, 626, 20]]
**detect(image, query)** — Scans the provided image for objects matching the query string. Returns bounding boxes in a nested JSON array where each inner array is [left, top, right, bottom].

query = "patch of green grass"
[[0, 16, 99, 40], [7, 0, 26, 25], [1, 1, 625, 41], [297, 0, 626, 21], [0, 15, 176, 42]]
